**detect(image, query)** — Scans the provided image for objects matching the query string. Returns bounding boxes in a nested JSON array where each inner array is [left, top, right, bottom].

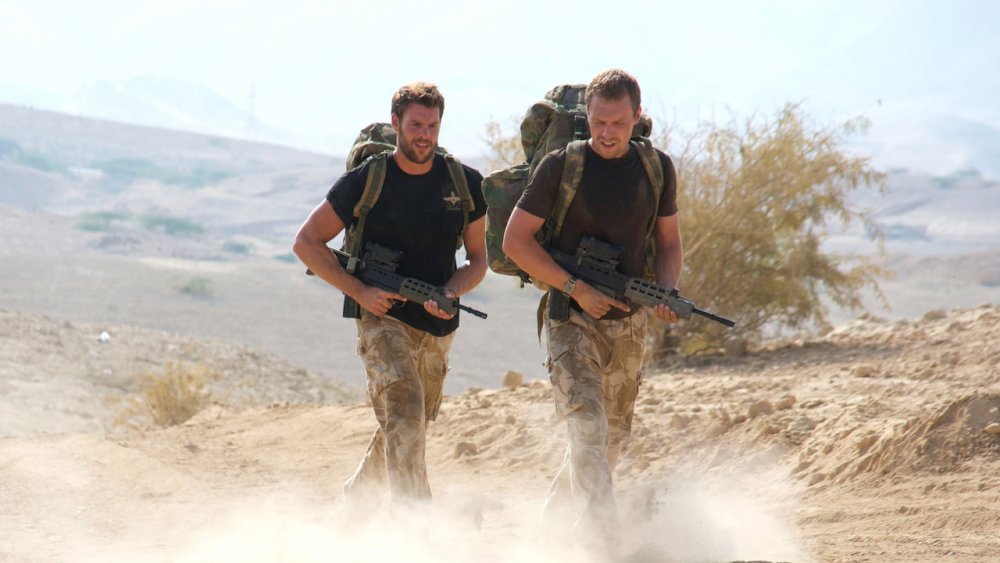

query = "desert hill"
[[0, 308, 354, 437], [2, 304, 998, 562]]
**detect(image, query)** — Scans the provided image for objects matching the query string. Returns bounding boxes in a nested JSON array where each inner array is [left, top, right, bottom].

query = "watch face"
[[563, 277, 576, 294]]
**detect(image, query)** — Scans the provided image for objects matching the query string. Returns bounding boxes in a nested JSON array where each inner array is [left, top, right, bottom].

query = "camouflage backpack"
[[341, 122, 476, 272], [482, 84, 664, 285]]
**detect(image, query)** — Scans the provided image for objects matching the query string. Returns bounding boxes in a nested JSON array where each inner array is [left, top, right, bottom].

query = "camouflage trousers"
[[542, 307, 647, 543], [343, 311, 454, 504]]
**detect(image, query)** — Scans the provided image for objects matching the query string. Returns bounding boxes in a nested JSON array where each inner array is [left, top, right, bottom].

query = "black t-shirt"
[[327, 153, 486, 336], [516, 142, 678, 319]]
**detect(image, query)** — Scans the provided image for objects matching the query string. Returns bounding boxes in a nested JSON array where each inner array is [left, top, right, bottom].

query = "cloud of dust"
[[618, 464, 810, 563], [164, 469, 809, 563], [169, 490, 602, 563], [8, 444, 807, 563]]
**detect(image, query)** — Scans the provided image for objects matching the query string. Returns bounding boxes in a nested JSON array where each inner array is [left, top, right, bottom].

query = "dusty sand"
[[2, 305, 999, 562]]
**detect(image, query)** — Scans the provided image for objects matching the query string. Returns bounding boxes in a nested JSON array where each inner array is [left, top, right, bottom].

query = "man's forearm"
[[295, 241, 368, 299], [505, 237, 573, 290], [444, 256, 487, 296], [656, 242, 683, 289]]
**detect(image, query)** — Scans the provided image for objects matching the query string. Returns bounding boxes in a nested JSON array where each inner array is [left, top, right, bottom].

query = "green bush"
[[141, 214, 206, 237], [75, 211, 130, 233], [654, 104, 886, 353], [178, 277, 214, 297], [0, 137, 66, 173], [222, 241, 252, 254], [91, 158, 229, 187]]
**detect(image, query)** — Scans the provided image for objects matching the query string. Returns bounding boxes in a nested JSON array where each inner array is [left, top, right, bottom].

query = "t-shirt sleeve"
[[325, 166, 366, 226], [463, 165, 488, 223], [657, 151, 679, 217], [515, 151, 564, 219]]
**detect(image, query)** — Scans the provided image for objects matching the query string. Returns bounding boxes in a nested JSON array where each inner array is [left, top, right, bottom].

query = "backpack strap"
[[632, 138, 664, 232], [536, 140, 586, 339], [345, 152, 390, 272], [443, 154, 475, 249], [550, 140, 588, 238], [631, 137, 665, 280]]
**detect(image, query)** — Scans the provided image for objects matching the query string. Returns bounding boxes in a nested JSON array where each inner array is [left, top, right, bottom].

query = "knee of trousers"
[[379, 376, 426, 427], [548, 352, 606, 418], [565, 405, 610, 450]]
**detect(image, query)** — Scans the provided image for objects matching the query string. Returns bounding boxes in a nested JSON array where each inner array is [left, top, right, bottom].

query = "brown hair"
[[391, 82, 445, 119], [586, 69, 641, 114]]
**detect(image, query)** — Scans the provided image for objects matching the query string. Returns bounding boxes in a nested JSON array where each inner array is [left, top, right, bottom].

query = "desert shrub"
[[140, 214, 206, 237], [178, 277, 214, 297], [222, 240, 252, 254], [76, 211, 131, 232], [483, 103, 886, 354], [481, 115, 523, 172], [111, 362, 219, 429], [0, 137, 66, 173], [91, 158, 228, 187], [656, 104, 886, 353]]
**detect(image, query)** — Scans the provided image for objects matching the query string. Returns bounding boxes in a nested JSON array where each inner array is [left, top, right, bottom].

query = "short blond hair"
[[586, 69, 641, 114]]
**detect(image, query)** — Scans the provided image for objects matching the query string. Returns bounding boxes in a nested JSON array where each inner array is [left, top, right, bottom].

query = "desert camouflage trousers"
[[342, 311, 454, 504], [542, 307, 647, 543]]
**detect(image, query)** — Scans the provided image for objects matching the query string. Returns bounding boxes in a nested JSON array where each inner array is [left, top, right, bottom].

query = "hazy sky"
[[2, 0, 998, 175]]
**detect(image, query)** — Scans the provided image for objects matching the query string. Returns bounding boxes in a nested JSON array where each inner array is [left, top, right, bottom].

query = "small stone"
[[775, 395, 796, 410], [985, 423, 1000, 435], [455, 442, 478, 457], [922, 310, 946, 321], [748, 401, 774, 419], [851, 365, 875, 378], [98, 331, 111, 343], [501, 370, 524, 388], [669, 414, 689, 430], [724, 339, 748, 357]]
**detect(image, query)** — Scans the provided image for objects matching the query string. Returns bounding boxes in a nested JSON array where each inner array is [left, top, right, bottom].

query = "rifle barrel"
[[693, 307, 736, 327], [459, 304, 488, 319]]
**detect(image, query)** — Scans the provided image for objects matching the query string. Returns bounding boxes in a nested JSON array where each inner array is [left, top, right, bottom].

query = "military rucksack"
[[341, 122, 476, 273], [482, 84, 664, 285]]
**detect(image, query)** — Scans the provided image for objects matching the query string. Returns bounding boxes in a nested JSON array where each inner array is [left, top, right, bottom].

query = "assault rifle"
[[306, 243, 487, 320], [545, 236, 735, 327]]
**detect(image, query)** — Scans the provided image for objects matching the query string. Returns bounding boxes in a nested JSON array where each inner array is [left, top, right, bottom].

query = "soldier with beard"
[[294, 82, 487, 505]]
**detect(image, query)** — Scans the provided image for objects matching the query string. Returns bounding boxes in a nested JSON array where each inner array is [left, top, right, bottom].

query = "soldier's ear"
[[390, 113, 399, 132]]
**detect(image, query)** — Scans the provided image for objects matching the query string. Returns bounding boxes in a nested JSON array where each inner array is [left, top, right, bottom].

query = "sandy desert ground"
[[2, 303, 999, 562]]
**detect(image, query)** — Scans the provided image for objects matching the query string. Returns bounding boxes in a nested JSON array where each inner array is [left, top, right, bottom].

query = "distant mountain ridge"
[[74, 77, 308, 150], [2, 103, 998, 257]]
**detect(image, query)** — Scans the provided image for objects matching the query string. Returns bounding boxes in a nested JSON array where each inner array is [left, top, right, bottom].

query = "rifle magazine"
[[343, 296, 362, 319], [547, 289, 571, 321]]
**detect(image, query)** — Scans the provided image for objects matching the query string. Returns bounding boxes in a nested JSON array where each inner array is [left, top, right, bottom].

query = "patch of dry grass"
[[110, 362, 220, 430]]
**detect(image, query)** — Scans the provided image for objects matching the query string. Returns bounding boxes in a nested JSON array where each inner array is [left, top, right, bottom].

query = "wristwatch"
[[562, 276, 578, 296]]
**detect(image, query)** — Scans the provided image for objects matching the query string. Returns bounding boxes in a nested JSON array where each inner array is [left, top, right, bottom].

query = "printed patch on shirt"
[[442, 191, 463, 211]]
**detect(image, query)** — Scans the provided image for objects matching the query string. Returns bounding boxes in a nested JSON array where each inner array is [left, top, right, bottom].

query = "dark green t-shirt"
[[516, 142, 678, 319]]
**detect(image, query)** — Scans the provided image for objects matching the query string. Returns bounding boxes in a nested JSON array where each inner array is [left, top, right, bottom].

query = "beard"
[[397, 134, 436, 165]]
